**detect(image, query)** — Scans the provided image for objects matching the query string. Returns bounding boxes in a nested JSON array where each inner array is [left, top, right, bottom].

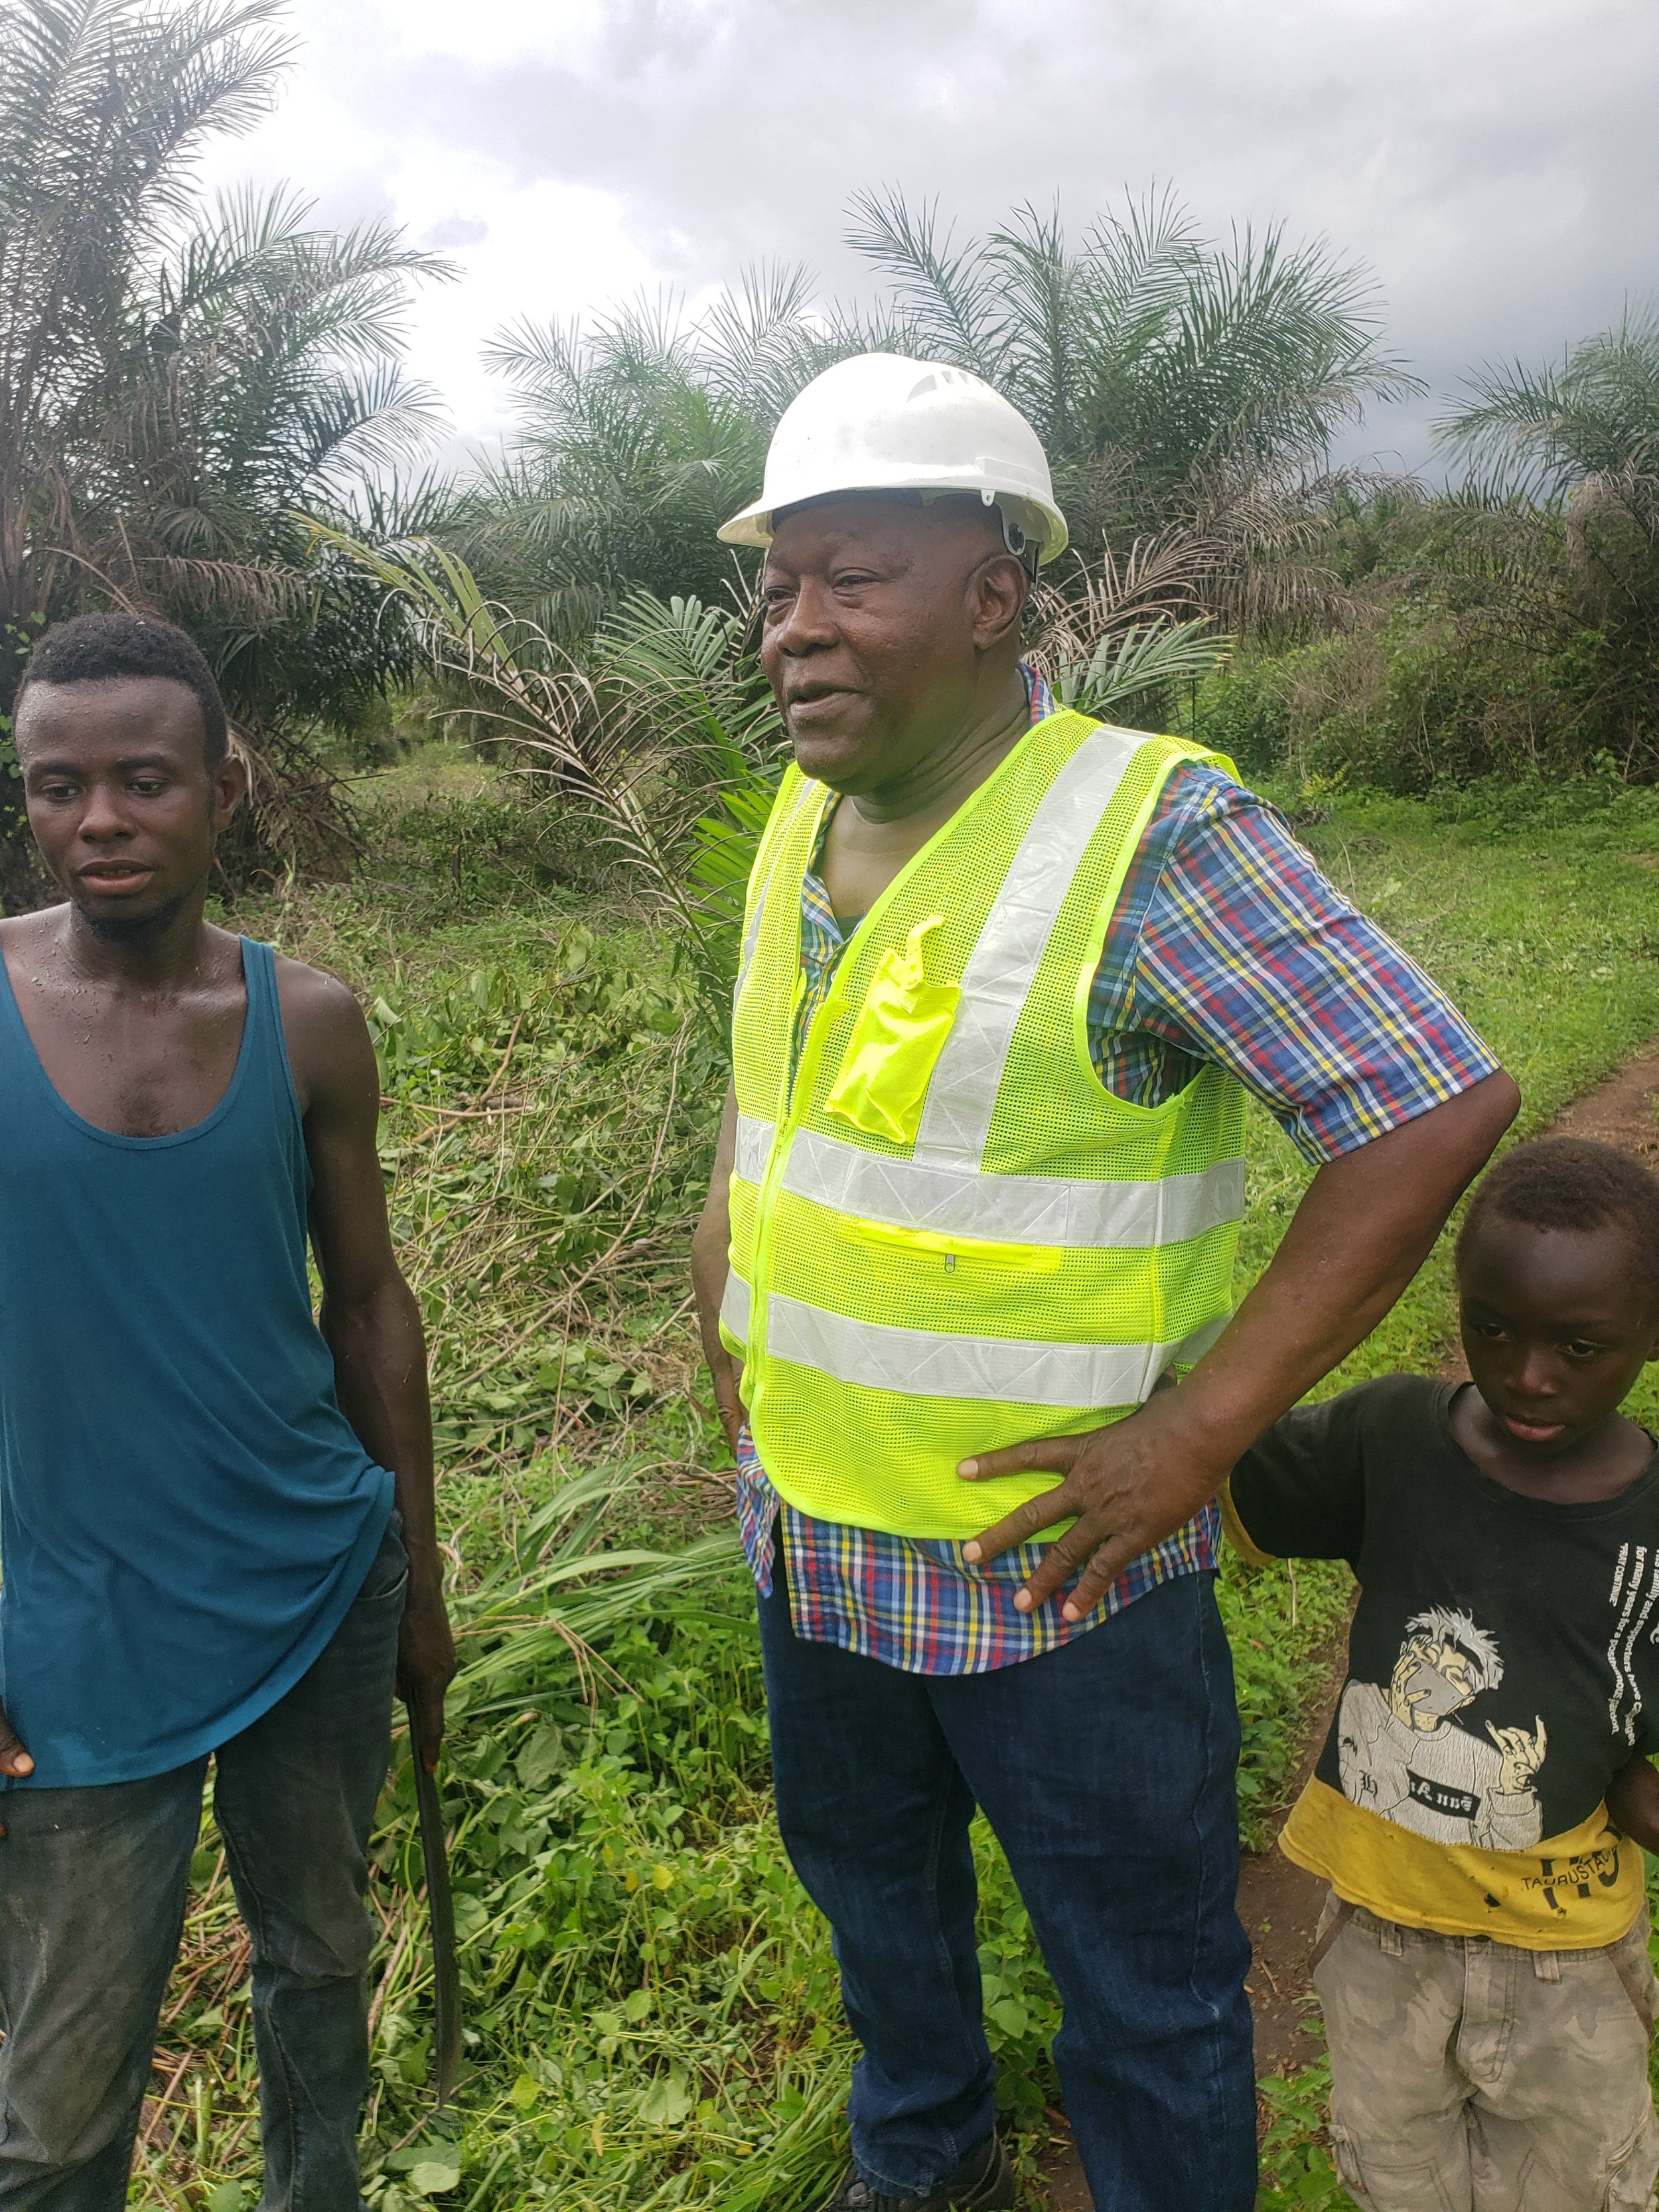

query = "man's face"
[[1388, 1637, 1479, 1733], [757, 496, 1025, 796], [13, 675, 245, 935]]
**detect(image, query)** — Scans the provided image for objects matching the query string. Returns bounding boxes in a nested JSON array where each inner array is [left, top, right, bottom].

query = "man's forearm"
[[323, 1278, 440, 1573], [691, 1205, 745, 1446], [692, 1082, 744, 1445], [1165, 1068, 1521, 1473]]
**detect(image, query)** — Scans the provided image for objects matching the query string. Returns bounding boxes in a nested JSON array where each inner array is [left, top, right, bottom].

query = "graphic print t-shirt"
[[1225, 1376, 1659, 1948]]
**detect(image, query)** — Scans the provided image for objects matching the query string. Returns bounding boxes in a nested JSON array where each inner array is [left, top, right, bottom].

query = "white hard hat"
[[717, 352, 1068, 567]]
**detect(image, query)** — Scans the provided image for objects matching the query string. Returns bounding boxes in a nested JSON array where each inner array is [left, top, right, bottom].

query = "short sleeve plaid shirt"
[[734, 671, 1500, 1673]]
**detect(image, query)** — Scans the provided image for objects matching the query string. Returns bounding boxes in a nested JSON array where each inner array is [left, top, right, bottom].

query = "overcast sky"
[[201, 0, 1659, 477]]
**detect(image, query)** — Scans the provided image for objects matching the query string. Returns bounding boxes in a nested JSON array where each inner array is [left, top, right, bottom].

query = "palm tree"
[[843, 188, 1420, 552], [440, 268, 831, 640], [0, 0, 448, 732], [1437, 313, 1659, 497], [465, 190, 1412, 643]]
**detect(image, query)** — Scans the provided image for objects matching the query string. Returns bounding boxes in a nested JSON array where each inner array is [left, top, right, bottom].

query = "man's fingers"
[[0, 1712, 33, 1780], [962, 1480, 1078, 1566], [1003, 1510, 1135, 1615], [958, 1434, 1084, 1482], [1058, 1536, 1141, 1621]]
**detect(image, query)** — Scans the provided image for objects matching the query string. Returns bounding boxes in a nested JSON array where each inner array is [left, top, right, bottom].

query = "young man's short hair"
[[1458, 1136, 1659, 1307], [15, 613, 228, 769]]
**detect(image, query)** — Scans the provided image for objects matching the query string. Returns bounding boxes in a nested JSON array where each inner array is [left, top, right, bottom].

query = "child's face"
[[1459, 1217, 1659, 1457]]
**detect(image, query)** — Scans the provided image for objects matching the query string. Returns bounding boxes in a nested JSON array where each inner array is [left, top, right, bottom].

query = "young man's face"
[[1459, 1217, 1659, 1457], [13, 676, 246, 936]]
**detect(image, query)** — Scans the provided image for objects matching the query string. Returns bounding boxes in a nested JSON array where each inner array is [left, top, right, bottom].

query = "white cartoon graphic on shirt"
[[1337, 1607, 1546, 1849]]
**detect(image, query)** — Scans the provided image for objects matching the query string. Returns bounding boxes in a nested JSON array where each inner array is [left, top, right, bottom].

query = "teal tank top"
[[0, 937, 394, 1786]]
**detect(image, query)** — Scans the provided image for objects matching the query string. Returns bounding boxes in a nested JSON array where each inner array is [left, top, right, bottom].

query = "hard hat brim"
[[718, 475, 1068, 563]]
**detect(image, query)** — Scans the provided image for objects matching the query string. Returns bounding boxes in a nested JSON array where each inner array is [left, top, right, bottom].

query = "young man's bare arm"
[[279, 959, 455, 1769]]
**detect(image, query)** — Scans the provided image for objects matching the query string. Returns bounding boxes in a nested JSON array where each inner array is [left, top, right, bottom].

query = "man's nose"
[[772, 578, 839, 654], [76, 786, 132, 841]]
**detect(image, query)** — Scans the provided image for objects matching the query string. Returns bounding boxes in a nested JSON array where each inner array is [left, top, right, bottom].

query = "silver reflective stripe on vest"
[[782, 1129, 1242, 1249], [764, 1293, 1226, 1408], [734, 1114, 774, 1185], [734, 884, 768, 1003], [912, 724, 1146, 1167], [720, 1270, 752, 1345], [737, 776, 824, 1005]]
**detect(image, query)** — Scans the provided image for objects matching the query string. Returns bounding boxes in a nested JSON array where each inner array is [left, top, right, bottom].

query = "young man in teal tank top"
[[0, 612, 454, 2210]]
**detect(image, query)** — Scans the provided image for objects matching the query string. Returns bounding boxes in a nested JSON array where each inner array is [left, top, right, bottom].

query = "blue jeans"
[[0, 1515, 405, 2211], [758, 1564, 1256, 2212]]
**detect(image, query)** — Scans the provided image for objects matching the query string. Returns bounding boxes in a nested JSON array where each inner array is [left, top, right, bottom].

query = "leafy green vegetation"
[[111, 769, 1659, 2210], [9, 12, 1659, 2207]]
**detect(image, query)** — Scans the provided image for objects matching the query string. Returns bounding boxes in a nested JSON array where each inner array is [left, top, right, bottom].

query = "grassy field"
[[143, 763, 1659, 2211]]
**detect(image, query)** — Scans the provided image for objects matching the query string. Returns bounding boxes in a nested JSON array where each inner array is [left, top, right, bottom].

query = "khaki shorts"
[[1311, 1893, 1659, 2211]]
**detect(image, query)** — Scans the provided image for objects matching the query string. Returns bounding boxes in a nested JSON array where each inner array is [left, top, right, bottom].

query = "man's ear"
[[968, 552, 1029, 654], [212, 743, 251, 830]]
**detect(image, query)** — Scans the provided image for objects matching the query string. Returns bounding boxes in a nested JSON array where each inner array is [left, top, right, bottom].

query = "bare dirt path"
[[1040, 1045, 1659, 2208]]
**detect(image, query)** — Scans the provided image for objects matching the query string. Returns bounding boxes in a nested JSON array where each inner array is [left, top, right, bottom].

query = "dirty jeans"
[[0, 1514, 406, 2212], [1313, 1893, 1659, 2211], [758, 1562, 1257, 2212]]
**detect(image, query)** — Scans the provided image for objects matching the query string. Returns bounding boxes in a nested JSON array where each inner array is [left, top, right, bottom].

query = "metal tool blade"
[[405, 1703, 463, 2107]]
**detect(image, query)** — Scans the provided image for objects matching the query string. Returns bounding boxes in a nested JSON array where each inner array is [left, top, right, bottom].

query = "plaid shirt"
[[735, 670, 1499, 1673]]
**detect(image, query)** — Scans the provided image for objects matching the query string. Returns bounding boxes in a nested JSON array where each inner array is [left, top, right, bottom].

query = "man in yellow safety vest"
[[690, 352, 1518, 2212]]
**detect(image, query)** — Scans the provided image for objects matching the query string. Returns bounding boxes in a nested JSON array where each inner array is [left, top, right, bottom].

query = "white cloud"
[[192, 0, 1659, 471]]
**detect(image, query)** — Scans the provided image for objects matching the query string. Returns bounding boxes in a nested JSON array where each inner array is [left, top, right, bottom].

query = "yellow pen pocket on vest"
[[823, 916, 961, 1144], [845, 1218, 1064, 1278]]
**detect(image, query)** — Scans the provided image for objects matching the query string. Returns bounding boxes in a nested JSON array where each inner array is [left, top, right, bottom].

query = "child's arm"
[[1607, 1752, 1659, 1852], [1224, 1383, 1374, 1565]]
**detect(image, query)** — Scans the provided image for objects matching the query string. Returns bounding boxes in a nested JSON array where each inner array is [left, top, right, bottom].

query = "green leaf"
[[515, 1720, 565, 1789], [406, 2160, 462, 2197], [638, 2071, 692, 2128]]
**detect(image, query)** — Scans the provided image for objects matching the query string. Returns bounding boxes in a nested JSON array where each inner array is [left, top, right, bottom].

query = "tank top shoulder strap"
[[237, 937, 303, 1128]]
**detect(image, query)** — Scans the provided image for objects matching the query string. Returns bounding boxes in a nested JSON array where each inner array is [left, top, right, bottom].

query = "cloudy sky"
[[202, 0, 1659, 475]]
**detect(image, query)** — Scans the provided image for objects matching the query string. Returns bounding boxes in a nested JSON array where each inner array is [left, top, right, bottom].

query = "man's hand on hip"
[[960, 1386, 1214, 1620], [959, 1070, 1521, 1619]]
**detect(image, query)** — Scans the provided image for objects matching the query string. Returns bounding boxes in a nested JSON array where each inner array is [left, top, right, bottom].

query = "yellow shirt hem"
[[1279, 1777, 1642, 1951]]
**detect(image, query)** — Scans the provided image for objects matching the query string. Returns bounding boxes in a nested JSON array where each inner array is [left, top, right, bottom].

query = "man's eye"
[[1566, 1341, 1603, 1359], [130, 779, 165, 796]]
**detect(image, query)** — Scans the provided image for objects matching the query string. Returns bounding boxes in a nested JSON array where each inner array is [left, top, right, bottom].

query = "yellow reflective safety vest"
[[722, 708, 1246, 1540]]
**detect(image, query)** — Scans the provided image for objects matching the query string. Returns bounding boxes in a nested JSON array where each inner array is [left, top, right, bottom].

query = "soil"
[[1038, 1045, 1659, 2208]]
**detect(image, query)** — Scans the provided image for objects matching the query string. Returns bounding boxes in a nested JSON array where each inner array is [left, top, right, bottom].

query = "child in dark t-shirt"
[[1226, 1136, 1659, 2211]]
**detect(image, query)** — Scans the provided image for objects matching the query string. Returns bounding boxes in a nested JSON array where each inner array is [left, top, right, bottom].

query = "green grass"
[[139, 772, 1659, 2209]]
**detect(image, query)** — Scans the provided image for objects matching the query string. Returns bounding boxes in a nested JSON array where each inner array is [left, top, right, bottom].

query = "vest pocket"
[[823, 917, 960, 1144], [846, 1217, 1064, 1278]]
